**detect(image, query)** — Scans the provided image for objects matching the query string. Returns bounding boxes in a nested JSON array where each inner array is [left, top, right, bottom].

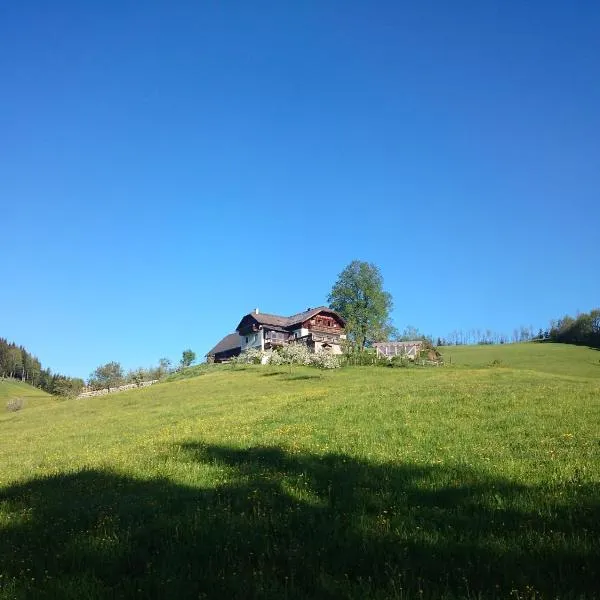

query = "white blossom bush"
[[268, 351, 284, 366], [234, 343, 341, 369], [310, 352, 341, 369], [273, 343, 312, 366], [260, 350, 274, 364], [234, 348, 271, 365]]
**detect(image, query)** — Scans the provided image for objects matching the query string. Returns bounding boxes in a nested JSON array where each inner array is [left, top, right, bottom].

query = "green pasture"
[[1, 344, 599, 599], [439, 341, 600, 378]]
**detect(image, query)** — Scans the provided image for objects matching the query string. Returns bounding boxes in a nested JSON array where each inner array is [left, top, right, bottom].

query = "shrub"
[[268, 351, 284, 366], [310, 352, 341, 369], [234, 344, 341, 369], [274, 344, 312, 366], [234, 348, 271, 365], [6, 398, 24, 412], [342, 352, 379, 366], [388, 356, 409, 368]]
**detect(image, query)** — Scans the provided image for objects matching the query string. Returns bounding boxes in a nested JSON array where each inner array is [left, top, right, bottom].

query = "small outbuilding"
[[206, 333, 242, 363]]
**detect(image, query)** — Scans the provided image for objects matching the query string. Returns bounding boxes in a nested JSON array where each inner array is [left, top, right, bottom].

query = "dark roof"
[[206, 333, 241, 356], [286, 306, 338, 326], [245, 312, 288, 328], [237, 306, 346, 331]]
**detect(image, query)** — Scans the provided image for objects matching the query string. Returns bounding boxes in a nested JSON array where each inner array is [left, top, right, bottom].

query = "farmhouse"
[[207, 307, 346, 363]]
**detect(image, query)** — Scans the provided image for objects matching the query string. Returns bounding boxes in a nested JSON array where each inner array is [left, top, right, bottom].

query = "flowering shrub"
[[272, 343, 312, 366], [310, 352, 341, 369], [233, 343, 341, 369], [268, 351, 281, 366], [233, 348, 269, 365]]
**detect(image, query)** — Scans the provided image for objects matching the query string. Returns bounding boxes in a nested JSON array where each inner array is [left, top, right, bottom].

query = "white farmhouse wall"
[[241, 329, 263, 351]]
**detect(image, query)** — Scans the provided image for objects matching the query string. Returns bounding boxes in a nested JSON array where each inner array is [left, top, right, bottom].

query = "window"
[[245, 336, 248, 343]]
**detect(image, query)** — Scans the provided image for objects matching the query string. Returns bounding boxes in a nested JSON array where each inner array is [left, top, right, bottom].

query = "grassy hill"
[[1, 344, 599, 599], [439, 341, 600, 378], [0, 378, 52, 403]]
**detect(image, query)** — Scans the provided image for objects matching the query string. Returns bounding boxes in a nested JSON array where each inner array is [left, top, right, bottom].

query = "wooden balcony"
[[264, 335, 289, 346], [311, 333, 342, 344], [309, 325, 343, 335]]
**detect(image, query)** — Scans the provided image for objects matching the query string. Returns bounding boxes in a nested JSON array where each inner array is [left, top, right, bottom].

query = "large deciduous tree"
[[89, 361, 124, 391], [328, 260, 395, 352]]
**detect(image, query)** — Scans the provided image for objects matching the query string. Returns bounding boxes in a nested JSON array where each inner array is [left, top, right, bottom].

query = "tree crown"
[[327, 260, 394, 351]]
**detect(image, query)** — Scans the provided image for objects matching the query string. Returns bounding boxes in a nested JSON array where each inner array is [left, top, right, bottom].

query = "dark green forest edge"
[[0, 337, 83, 396]]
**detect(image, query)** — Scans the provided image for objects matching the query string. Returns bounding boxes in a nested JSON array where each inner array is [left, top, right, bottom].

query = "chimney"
[[254, 308, 259, 314]]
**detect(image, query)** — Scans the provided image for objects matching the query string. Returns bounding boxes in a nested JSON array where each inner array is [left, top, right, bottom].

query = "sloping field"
[[438, 341, 600, 378], [0, 378, 51, 403], [1, 347, 599, 599]]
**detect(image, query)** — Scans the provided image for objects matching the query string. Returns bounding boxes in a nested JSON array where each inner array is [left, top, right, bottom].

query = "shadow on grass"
[[260, 371, 322, 381], [284, 374, 322, 381], [1, 445, 598, 599]]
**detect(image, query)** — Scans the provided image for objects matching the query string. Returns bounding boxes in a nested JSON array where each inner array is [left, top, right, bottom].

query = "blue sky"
[[1, 1, 598, 378]]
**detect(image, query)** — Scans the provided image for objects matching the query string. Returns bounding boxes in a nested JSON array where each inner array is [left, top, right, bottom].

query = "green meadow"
[[1, 343, 599, 599], [0, 379, 52, 404], [439, 342, 600, 378]]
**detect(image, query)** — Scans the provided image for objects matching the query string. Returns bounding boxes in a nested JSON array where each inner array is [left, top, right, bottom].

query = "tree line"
[[437, 326, 538, 346], [0, 337, 84, 396], [548, 308, 600, 348], [436, 309, 599, 349], [0, 336, 198, 397], [88, 349, 197, 391]]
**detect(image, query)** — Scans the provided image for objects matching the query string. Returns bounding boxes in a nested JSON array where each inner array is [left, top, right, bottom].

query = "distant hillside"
[[438, 342, 600, 378], [1, 337, 83, 396], [0, 378, 52, 403]]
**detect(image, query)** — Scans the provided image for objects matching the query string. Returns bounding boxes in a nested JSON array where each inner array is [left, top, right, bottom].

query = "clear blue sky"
[[1, 1, 598, 378]]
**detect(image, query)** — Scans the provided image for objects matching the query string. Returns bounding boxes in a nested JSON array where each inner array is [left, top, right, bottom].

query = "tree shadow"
[[284, 374, 322, 381], [260, 371, 322, 381], [1, 444, 598, 599]]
